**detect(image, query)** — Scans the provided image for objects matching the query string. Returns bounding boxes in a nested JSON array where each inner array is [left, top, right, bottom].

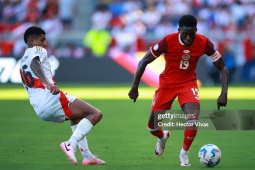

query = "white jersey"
[[20, 46, 59, 115]]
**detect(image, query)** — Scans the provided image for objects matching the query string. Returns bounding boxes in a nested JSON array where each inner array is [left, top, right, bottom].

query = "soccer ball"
[[198, 144, 221, 167]]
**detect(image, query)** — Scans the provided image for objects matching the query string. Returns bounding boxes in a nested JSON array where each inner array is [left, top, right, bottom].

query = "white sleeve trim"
[[209, 50, 221, 62], [150, 47, 158, 58]]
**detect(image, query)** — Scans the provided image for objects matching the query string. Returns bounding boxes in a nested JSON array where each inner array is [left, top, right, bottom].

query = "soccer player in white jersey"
[[20, 26, 105, 165]]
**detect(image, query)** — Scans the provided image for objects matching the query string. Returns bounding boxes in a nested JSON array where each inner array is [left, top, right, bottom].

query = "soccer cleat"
[[82, 156, 106, 165], [60, 142, 77, 165], [155, 130, 170, 156], [179, 154, 191, 166]]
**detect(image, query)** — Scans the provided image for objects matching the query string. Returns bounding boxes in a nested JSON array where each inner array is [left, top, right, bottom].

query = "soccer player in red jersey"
[[128, 15, 228, 166]]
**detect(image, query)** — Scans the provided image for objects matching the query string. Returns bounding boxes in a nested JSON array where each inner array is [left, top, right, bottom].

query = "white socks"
[[180, 147, 189, 155], [70, 124, 94, 159], [68, 118, 93, 148]]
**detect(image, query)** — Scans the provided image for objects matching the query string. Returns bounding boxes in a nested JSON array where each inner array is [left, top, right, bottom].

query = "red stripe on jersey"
[[33, 78, 45, 89], [59, 91, 71, 119], [34, 78, 56, 89], [52, 77, 57, 85], [20, 69, 26, 85], [29, 77, 56, 89]]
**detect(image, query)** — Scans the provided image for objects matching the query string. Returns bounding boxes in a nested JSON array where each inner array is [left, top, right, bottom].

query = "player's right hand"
[[46, 84, 60, 95], [217, 92, 228, 110], [128, 87, 139, 102]]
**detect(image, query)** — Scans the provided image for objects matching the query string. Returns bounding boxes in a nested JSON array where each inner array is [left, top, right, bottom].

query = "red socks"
[[148, 123, 198, 151], [148, 124, 164, 138], [182, 127, 198, 151]]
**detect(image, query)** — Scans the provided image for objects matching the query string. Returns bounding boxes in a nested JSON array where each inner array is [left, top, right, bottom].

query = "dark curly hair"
[[179, 15, 197, 27], [24, 26, 45, 44]]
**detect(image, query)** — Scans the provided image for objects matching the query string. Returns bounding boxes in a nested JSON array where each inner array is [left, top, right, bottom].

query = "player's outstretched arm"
[[30, 56, 60, 95], [212, 57, 229, 110], [128, 51, 156, 102]]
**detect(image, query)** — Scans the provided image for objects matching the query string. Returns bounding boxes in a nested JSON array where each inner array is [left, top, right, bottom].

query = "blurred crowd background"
[[1, 0, 255, 84]]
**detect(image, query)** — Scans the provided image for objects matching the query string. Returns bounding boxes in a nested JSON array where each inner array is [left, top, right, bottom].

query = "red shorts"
[[151, 85, 200, 111]]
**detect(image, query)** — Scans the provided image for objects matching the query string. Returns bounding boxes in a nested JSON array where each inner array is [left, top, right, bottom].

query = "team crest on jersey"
[[153, 44, 159, 51], [182, 54, 190, 60], [183, 50, 190, 53]]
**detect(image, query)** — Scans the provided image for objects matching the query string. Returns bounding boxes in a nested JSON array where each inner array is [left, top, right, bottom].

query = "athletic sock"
[[180, 147, 189, 155], [71, 125, 94, 160], [148, 124, 164, 139], [68, 118, 93, 148], [182, 127, 197, 151]]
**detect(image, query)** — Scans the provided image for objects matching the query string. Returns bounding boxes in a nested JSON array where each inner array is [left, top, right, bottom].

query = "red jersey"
[[150, 32, 217, 88]]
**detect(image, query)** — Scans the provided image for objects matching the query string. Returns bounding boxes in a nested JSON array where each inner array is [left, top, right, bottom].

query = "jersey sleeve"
[[150, 36, 168, 58], [205, 38, 216, 56], [205, 38, 221, 62], [28, 46, 47, 63]]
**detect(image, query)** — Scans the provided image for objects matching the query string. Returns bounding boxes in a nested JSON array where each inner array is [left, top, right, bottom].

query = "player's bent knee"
[[93, 110, 103, 121], [97, 110, 103, 120]]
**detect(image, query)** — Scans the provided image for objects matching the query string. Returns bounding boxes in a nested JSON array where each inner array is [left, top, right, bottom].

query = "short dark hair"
[[179, 15, 197, 27], [24, 26, 45, 44]]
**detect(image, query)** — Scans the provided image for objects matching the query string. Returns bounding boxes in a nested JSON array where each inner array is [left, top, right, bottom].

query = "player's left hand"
[[128, 87, 139, 102], [217, 92, 228, 110], [46, 84, 60, 95]]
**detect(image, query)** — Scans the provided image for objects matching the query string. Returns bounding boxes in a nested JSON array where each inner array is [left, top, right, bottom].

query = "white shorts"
[[37, 91, 76, 123]]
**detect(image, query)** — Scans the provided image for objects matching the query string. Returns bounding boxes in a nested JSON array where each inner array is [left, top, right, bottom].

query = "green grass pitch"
[[0, 84, 254, 170]]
